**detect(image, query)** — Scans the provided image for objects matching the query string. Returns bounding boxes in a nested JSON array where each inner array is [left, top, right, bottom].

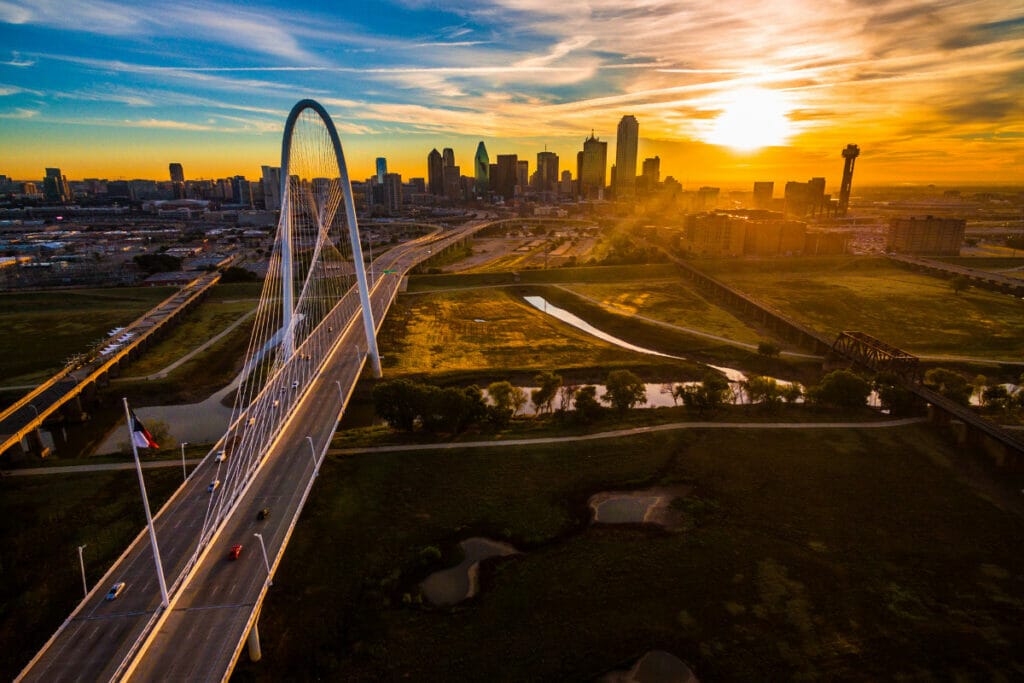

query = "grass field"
[[236, 424, 1024, 681], [696, 257, 1024, 358], [0, 468, 183, 679], [0, 286, 177, 384], [378, 287, 702, 380], [124, 296, 256, 377], [561, 279, 764, 345], [406, 263, 682, 292]]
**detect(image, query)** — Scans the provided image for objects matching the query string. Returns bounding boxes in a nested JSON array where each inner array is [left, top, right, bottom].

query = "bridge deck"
[[1, 272, 222, 457]]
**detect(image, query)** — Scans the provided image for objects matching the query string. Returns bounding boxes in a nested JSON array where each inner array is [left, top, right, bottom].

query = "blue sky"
[[1, 0, 1022, 184]]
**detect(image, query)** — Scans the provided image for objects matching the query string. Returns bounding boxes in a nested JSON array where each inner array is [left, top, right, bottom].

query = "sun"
[[705, 87, 793, 151]]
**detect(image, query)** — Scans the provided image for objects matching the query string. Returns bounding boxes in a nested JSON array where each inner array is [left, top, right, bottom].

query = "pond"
[[93, 373, 239, 454], [588, 487, 690, 530], [420, 537, 519, 606]]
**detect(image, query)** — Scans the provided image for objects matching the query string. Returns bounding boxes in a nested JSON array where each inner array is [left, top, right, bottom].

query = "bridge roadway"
[[17, 218, 489, 682], [0, 271, 222, 458], [887, 253, 1024, 296]]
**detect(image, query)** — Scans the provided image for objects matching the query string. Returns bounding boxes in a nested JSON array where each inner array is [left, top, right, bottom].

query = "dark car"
[[257, 507, 270, 521]]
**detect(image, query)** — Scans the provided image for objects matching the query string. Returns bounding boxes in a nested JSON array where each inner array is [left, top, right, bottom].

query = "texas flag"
[[130, 410, 159, 449]]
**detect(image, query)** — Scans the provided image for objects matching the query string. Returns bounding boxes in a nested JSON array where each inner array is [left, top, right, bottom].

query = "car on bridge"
[[105, 582, 126, 601], [215, 450, 227, 462], [208, 480, 220, 493], [227, 544, 243, 561], [257, 507, 270, 521]]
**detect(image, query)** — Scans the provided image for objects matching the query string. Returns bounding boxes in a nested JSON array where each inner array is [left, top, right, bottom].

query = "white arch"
[[278, 99, 382, 377]]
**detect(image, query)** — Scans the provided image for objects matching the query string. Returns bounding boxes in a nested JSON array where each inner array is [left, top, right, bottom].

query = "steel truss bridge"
[[19, 100, 491, 682]]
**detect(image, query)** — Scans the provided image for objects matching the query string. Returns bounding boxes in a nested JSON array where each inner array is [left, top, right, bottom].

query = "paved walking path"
[[2, 418, 932, 473], [332, 417, 930, 455], [4, 458, 205, 477]]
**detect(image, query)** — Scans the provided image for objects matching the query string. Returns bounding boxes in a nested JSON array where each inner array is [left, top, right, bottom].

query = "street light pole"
[[180, 441, 189, 482], [253, 533, 272, 586], [334, 380, 344, 403], [305, 435, 318, 473], [77, 544, 88, 599]]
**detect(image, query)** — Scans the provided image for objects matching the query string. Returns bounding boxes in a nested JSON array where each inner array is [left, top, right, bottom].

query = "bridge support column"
[[247, 622, 262, 662], [24, 428, 50, 459]]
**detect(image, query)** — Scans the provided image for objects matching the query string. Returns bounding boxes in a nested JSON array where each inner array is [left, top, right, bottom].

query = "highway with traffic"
[[18, 217, 489, 682]]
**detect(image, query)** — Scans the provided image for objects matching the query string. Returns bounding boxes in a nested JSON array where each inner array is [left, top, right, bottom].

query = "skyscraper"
[[614, 115, 639, 199], [752, 181, 774, 209], [427, 149, 443, 196], [261, 165, 282, 211], [839, 144, 860, 216], [641, 156, 660, 186], [494, 154, 518, 200], [438, 148, 460, 199], [536, 151, 559, 193], [516, 160, 529, 193], [579, 132, 607, 200], [375, 157, 388, 184], [43, 167, 69, 203], [474, 141, 489, 195], [169, 163, 185, 199]]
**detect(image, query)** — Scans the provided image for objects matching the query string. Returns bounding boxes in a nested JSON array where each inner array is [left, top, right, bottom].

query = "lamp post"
[[334, 380, 344, 403], [77, 544, 88, 599], [253, 533, 272, 586], [305, 435, 317, 473], [180, 442, 189, 481]]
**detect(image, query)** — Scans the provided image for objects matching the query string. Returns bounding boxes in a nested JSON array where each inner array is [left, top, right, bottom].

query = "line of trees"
[[372, 366, 1022, 435]]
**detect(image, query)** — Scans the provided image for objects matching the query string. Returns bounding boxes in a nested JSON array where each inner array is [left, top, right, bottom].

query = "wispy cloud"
[[0, 107, 39, 119]]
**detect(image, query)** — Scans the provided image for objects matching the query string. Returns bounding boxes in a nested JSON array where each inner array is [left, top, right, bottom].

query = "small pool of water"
[[588, 487, 690, 529], [420, 537, 519, 606]]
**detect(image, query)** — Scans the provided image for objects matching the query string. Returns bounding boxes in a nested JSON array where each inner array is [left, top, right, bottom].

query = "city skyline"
[[1, 1, 1022, 184]]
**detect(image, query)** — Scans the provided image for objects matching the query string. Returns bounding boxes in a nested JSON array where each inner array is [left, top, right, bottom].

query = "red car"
[[228, 544, 243, 560]]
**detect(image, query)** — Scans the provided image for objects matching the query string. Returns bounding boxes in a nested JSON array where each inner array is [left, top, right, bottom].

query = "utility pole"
[[180, 441, 189, 481]]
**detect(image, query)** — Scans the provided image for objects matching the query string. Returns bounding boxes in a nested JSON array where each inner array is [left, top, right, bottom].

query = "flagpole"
[[123, 397, 170, 608]]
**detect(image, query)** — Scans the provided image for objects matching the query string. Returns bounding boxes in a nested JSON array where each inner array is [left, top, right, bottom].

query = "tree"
[[780, 382, 803, 404], [422, 385, 487, 433], [573, 385, 602, 422], [923, 368, 972, 406], [757, 341, 781, 359], [681, 371, 731, 416], [219, 266, 259, 283], [972, 375, 988, 406], [133, 253, 181, 275], [809, 369, 871, 409], [487, 381, 526, 427], [742, 375, 781, 408], [981, 384, 1010, 411], [602, 369, 647, 412], [372, 378, 422, 431], [874, 372, 917, 415], [531, 371, 563, 415]]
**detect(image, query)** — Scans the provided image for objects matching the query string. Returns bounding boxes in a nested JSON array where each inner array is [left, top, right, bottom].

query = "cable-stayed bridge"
[[18, 100, 492, 682]]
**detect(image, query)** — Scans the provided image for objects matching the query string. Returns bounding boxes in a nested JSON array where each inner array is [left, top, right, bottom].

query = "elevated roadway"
[[17, 218, 490, 682], [1, 271, 222, 459]]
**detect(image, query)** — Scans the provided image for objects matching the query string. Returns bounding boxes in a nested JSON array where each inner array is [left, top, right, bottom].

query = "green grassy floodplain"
[[235, 424, 1024, 681], [0, 286, 177, 384], [694, 257, 1024, 359], [0, 468, 183, 679]]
